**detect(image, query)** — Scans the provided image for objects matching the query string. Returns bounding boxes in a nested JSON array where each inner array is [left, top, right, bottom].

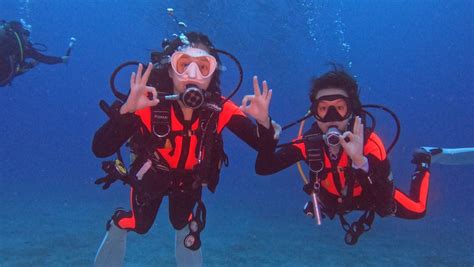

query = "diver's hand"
[[61, 56, 69, 64], [120, 63, 159, 114], [95, 175, 117, 190], [240, 76, 272, 128], [339, 116, 366, 166], [23, 60, 38, 70]]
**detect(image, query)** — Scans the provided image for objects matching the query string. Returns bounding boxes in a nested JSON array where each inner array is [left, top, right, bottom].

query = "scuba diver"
[[255, 66, 474, 245], [0, 20, 73, 87], [92, 31, 277, 266]]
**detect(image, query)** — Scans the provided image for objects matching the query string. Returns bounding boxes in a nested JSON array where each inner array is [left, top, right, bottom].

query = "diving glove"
[[95, 159, 130, 190]]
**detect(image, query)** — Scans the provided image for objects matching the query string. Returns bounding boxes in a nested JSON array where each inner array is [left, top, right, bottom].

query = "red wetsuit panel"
[[394, 171, 430, 217]]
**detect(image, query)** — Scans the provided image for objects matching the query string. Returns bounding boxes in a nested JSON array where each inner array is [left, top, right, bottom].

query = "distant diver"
[[0, 20, 75, 87], [255, 66, 474, 245]]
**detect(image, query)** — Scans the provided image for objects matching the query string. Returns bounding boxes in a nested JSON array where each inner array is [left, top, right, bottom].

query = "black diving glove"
[[95, 174, 118, 190], [95, 159, 130, 190], [411, 148, 432, 170]]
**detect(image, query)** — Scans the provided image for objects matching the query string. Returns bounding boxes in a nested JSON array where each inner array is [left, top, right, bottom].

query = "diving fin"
[[421, 147, 474, 165], [94, 220, 127, 267]]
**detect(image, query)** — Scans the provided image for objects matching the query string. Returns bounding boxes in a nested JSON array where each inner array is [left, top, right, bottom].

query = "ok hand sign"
[[120, 63, 160, 114], [240, 76, 273, 128]]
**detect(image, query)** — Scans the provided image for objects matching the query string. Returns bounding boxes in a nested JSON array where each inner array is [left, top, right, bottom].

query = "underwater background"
[[1, 0, 473, 266]]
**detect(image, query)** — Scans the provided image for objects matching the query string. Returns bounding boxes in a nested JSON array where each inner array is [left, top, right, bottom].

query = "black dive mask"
[[311, 94, 353, 122]]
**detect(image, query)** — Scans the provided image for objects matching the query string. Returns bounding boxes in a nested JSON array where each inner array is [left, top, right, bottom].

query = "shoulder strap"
[[193, 103, 228, 192], [150, 95, 172, 149], [304, 124, 325, 175]]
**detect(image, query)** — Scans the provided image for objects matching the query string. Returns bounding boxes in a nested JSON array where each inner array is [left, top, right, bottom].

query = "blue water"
[[1, 0, 473, 266]]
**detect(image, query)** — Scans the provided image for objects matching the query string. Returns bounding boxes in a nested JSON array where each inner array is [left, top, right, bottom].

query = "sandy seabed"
[[1, 179, 473, 267]]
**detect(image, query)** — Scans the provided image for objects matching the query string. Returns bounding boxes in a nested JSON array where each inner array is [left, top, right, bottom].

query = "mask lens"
[[317, 99, 348, 118], [196, 59, 211, 76], [174, 54, 192, 74]]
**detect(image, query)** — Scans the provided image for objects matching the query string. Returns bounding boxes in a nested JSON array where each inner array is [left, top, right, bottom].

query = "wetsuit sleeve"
[[92, 113, 142, 158], [255, 143, 305, 175], [225, 114, 272, 150], [25, 47, 63, 64], [355, 133, 394, 217], [219, 100, 277, 151]]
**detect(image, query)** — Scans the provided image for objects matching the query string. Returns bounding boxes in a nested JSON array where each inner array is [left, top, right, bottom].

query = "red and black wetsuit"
[[255, 126, 430, 220], [93, 100, 272, 233]]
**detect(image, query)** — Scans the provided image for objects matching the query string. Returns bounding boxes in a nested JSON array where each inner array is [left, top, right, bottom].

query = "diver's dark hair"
[[150, 32, 221, 98], [309, 64, 362, 114]]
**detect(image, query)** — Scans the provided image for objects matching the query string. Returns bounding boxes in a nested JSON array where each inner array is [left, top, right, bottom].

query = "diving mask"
[[170, 48, 217, 80], [312, 94, 352, 122]]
